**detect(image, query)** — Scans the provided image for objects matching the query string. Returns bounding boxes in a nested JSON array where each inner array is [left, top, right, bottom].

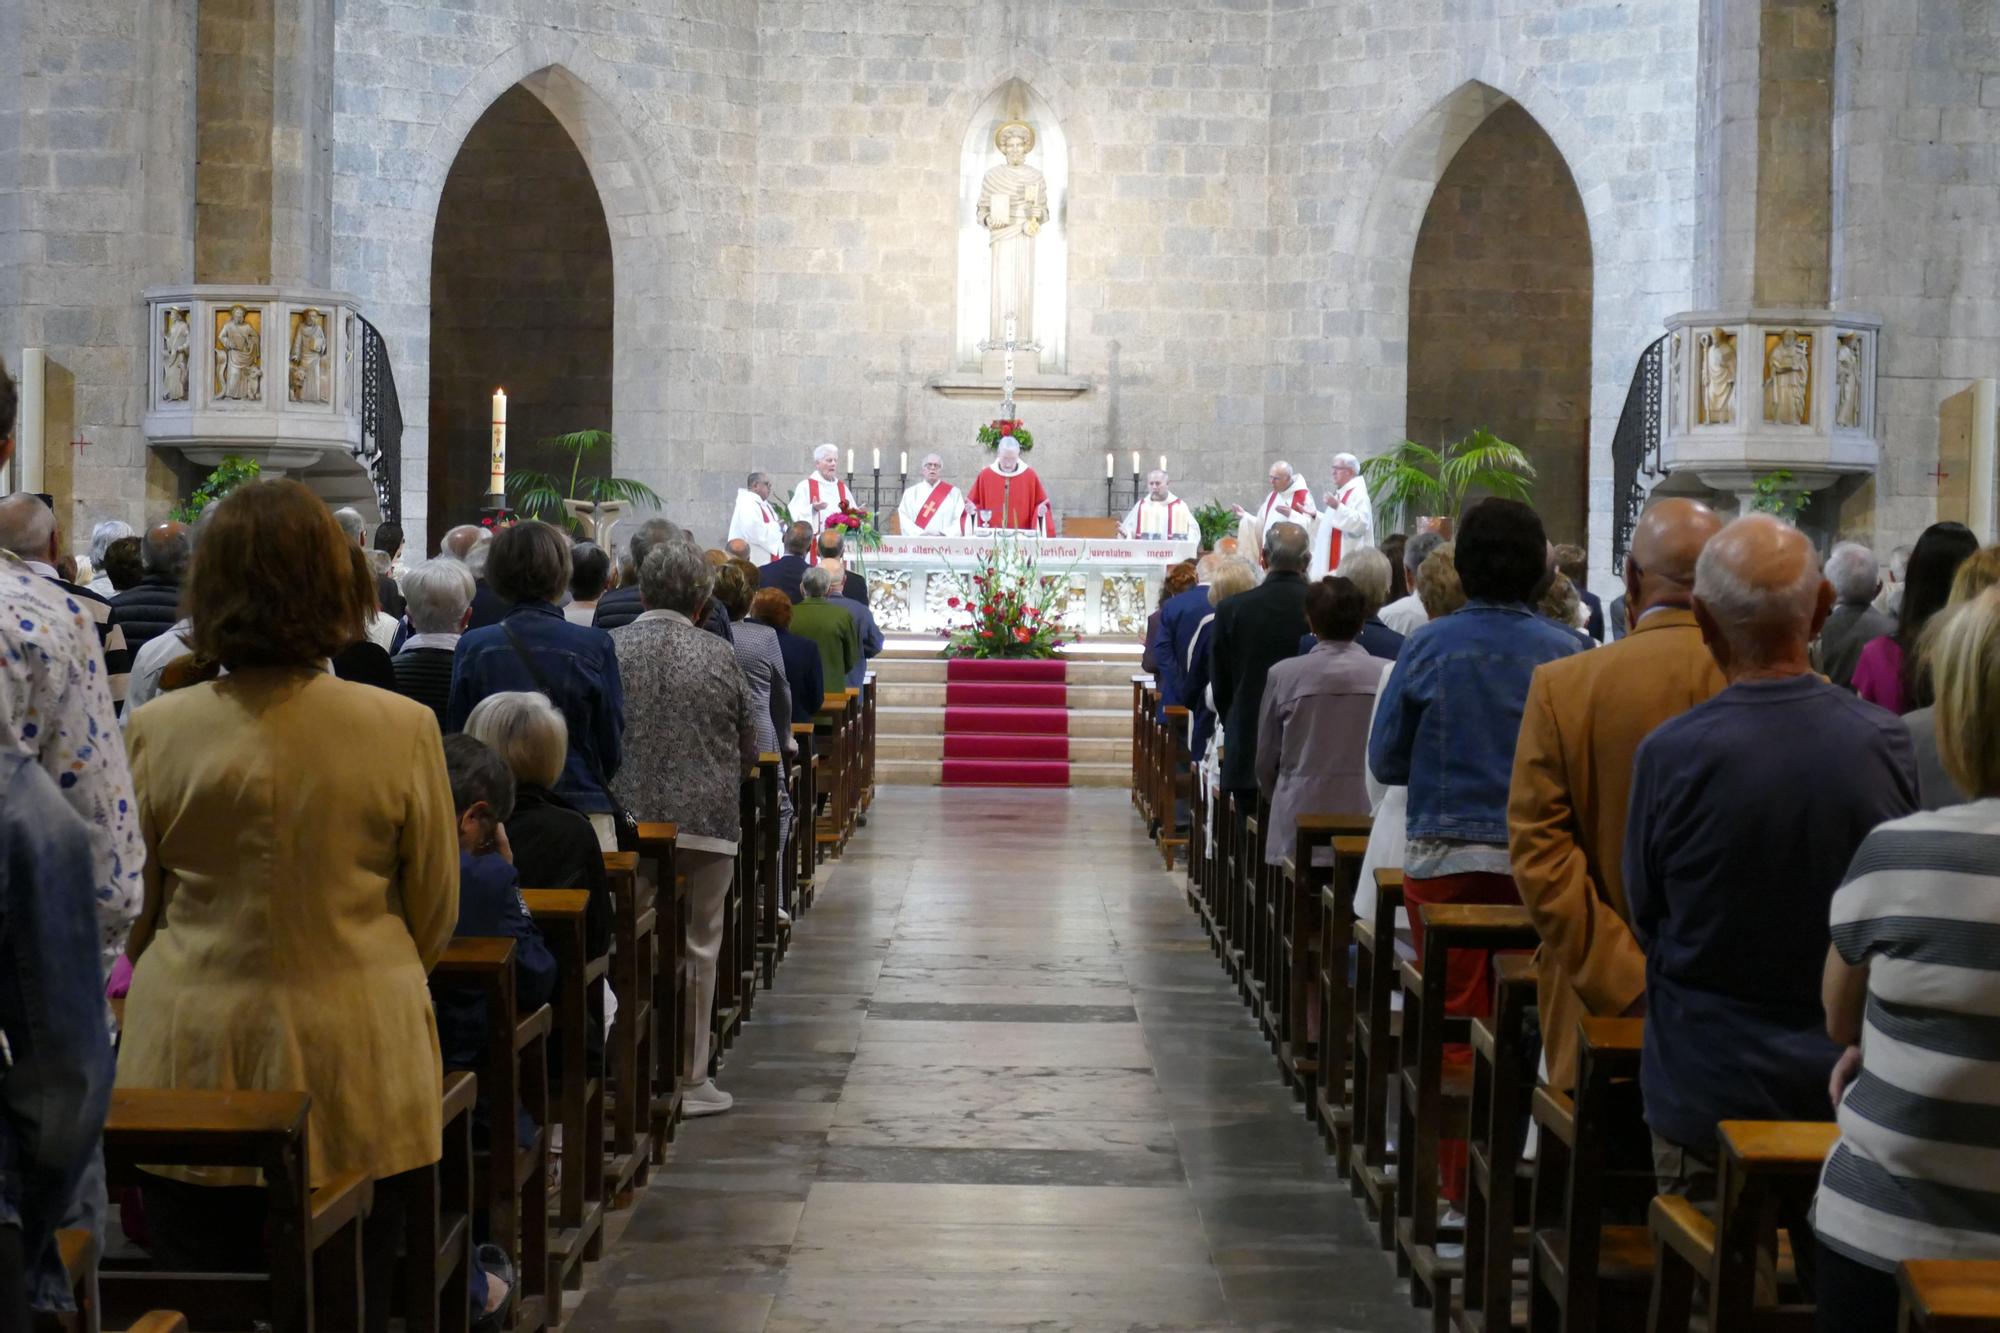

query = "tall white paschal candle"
[[490, 389, 507, 496], [846, 448, 855, 476]]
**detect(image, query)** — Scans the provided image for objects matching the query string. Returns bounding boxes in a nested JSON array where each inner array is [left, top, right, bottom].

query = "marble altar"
[[860, 534, 1198, 637]]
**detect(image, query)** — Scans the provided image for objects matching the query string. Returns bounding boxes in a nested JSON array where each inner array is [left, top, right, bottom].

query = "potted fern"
[[1361, 428, 1537, 534], [507, 429, 665, 549]]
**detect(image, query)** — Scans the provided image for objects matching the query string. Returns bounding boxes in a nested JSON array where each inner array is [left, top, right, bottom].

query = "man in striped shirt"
[[1814, 586, 2000, 1331]]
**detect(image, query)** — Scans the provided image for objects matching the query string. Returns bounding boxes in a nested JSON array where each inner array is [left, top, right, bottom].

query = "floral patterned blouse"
[[0, 551, 144, 978]]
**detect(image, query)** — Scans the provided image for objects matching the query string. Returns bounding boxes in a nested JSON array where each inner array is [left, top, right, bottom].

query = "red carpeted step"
[[945, 658, 1068, 684], [943, 733, 1071, 761], [942, 758, 1071, 787], [944, 681, 1068, 708], [944, 706, 1069, 736]]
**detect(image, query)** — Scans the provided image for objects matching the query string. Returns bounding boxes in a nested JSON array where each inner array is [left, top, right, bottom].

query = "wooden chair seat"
[[1349, 869, 1405, 1247], [1458, 952, 1542, 1333], [598, 852, 655, 1200], [1900, 1260, 2000, 1331], [635, 821, 686, 1152], [1535, 1225, 1656, 1285]]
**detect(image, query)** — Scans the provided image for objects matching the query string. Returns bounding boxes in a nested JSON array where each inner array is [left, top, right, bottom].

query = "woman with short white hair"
[[87, 518, 135, 596], [390, 557, 476, 729]]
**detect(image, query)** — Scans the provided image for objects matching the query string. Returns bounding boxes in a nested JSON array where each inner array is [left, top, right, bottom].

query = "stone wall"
[[429, 87, 613, 547], [1406, 103, 1594, 547], [1832, 0, 2000, 545]]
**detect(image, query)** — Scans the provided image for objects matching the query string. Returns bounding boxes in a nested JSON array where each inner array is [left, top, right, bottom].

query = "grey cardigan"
[[608, 611, 756, 854], [1256, 639, 1380, 865]]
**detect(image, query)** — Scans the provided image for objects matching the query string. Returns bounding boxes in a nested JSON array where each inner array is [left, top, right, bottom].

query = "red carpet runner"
[[940, 657, 1070, 787]]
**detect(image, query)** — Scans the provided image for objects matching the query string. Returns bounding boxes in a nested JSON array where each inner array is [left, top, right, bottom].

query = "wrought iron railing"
[[1611, 333, 1666, 568], [357, 316, 402, 523]]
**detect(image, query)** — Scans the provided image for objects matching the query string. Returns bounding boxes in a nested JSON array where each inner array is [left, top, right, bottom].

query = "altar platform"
[[860, 533, 1196, 637]]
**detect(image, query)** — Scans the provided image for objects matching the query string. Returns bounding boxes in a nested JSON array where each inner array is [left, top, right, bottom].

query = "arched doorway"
[[428, 83, 613, 551], [1405, 101, 1593, 545]]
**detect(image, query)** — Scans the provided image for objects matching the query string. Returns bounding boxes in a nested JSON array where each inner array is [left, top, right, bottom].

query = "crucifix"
[[1931, 462, 1951, 485]]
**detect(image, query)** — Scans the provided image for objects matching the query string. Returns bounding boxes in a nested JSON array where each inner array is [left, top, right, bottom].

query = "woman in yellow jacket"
[[117, 480, 459, 1329]]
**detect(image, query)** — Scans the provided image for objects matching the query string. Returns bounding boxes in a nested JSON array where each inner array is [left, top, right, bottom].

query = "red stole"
[[806, 477, 851, 564], [914, 481, 953, 531], [1262, 488, 1309, 527], [1325, 480, 1360, 571]]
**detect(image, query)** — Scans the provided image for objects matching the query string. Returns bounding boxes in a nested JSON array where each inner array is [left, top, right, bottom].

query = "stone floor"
[[565, 787, 1424, 1332]]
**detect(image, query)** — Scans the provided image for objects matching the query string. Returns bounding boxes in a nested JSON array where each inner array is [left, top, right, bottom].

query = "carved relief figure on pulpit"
[[978, 122, 1050, 352], [1836, 334, 1862, 428], [289, 308, 330, 404], [1699, 328, 1736, 425], [1764, 330, 1811, 425], [215, 304, 262, 401], [161, 308, 190, 402]]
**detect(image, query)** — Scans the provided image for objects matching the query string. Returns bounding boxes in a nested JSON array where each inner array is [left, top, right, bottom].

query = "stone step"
[[879, 758, 1132, 788], [877, 682, 1133, 711], [866, 657, 1145, 687], [878, 734, 1131, 764], [876, 705, 1132, 739]]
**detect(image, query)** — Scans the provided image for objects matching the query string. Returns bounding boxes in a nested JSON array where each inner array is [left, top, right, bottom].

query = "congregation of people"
[[0, 355, 883, 1329], [1142, 477, 2000, 1330]]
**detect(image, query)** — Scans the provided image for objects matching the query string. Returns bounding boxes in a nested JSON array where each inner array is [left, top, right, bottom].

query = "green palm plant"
[[507, 429, 664, 527], [1360, 428, 1537, 531]]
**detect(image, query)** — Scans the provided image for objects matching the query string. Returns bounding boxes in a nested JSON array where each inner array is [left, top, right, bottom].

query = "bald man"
[[1623, 514, 1917, 1200], [1506, 498, 1726, 1090], [0, 492, 131, 705]]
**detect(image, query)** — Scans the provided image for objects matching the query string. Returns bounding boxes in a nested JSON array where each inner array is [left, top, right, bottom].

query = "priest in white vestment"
[[1120, 470, 1196, 541], [727, 471, 785, 563], [895, 453, 968, 536], [1233, 461, 1317, 556], [788, 444, 858, 552], [1310, 453, 1374, 580]]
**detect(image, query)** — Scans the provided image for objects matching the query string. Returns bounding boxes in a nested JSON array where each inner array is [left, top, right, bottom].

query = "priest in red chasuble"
[[966, 438, 1054, 535]]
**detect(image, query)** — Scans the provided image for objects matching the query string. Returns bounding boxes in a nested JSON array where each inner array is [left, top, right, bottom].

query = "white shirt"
[[1311, 476, 1374, 580], [1379, 592, 1428, 637], [788, 474, 855, 535], [897, 478, 967, 535], [122, 619, 194, 723], [728, 488, 785, 561], [1120, 492, 1195, 540]]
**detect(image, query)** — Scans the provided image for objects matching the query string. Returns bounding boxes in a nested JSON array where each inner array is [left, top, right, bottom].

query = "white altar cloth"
[[860, 534, 1198, 636]]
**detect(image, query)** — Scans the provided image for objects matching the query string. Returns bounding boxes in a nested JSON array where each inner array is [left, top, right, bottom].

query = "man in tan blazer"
[[1507, 498, 1726, 1089]]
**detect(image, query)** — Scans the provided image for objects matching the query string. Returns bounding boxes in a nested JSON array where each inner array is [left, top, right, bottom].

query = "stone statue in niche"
[[215, 304, 262, 401], [160, 308, 190, 403], [1764, 330, 1811, 426], [1835, 334, 1862, 429], [1699, 328, 1736, 426], [978, 121, 1050, 351], [289, 308, 330, 404]]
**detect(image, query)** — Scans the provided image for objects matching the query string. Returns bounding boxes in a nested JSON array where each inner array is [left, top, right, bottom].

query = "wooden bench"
[[1529, 1017, 1651, 1333], [811, 696, 849, 863], [519, 888, 605, 1298], [405, 1069, 478, 1333], [1131, 675, 1154, 818], [1458, 952, 1541, 1333], [1396, 905, 1540, 1321], [53, 1226, 191, 1333], [1158, 705, 1192, 868], [430, 938, 554, 1333], [1900, 1261, 2000, 1331], [789, 724, 817, 911], [1316, 831, 1373, 1161], [601, 850, 656, 1198], [1277, 813, 1370, 1105], [859, 673, 877, 816], [634, 821, 686, 1153], [1350, 868, 1405, 1248], [98, 1088, 372, 1333], [753, 755, 784, 988], [1648, 1119, 1838, 1333]]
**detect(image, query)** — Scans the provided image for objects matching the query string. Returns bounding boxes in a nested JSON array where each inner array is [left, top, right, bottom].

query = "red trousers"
[[1403, 868, 1520, 1208]]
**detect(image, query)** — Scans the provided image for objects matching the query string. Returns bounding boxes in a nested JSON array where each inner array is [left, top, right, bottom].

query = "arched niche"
[[956, 79, 1069, 374]]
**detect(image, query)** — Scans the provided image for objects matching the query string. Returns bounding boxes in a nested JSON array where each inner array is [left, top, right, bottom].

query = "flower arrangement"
[[976, 419, 1035, 452], [942, 536, 1069, 660], [825, 503, 880, 550]]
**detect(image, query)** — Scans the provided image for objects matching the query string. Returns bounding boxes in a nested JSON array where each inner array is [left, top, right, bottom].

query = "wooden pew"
[[1131, 675, 1153, 817], [1350, 868, 1405, 1248], [1278, 813, 1370, 1105], [601, 850, 656, 1199], [634, 822, 686, 1154], [840, 687, 865, 847], [1458, 952, 1542, 1333], [48, 1229, 189, 1333], [1529, 1017, 1650, 1333], [716, 768, 761, 1056], [405, 1069, 478, 1333], [1158, 705, 1192, 868], [1315, 831, 1372, 1158], [1647, 1119, 1837, 1333], [754, 755, 784, 988], [519, 888, 605, 1299], [811, 697, 847, 864], [790, 724, 817, 911], [1900, 1261, 2000, 1331], [1396, 905, 1540, 1321], [430, 938, 554, 1333], [98, 1088, 373, 1333], [859, 673, 877, 817]]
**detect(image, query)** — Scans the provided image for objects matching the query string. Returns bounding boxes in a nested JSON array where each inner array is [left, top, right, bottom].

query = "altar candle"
[[900, 451, 908, 474], [490, 388, 507, 491], [847, 448, 855, 475], [1106, 452, 1114, 479], [873, 447, 880, 470], [1159, 455, 1167, 475], [1130, 450, 1140, 475]]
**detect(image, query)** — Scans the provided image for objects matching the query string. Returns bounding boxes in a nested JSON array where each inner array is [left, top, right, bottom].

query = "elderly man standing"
[[1379, 530, 1445, 636], [1625, 514, 1917, 1200], [0, 494, 131, 707], [108, 521, 191, 654], [1506, 498, 1725, 1091], [1311, 452, 1373, 580], [727, 472, 785, 563], [1233, 461, 1316, 556], [790, 566, 861, 692], [1120, 470, 1196, 541], [1812, 542, 1895, 690], [759, 522, 815, 603], [1212, 522, 1313, 804], [789, 444, 856, 540], [897, 454, 968, 536]]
